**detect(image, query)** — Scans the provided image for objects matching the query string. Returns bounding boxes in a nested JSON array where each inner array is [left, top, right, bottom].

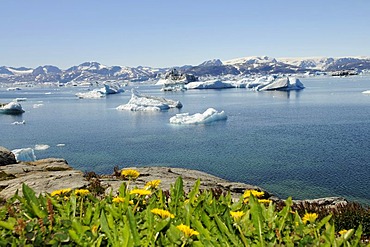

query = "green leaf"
[[155, 217, 171, 233], [170, 176, 184, 213], [68, 229, 83, 245], [127, 208, 141, 246], [100, 210, 113, 243], [214, 215, 240, 245], [249, 195, 265, 245], [316, 215, 332, 230], [83, 204, 93, 225], [0, 220, 15, 230], [188, 179, 200, 204], [22, 183, 47, 218], [122, 220, 133, 247]]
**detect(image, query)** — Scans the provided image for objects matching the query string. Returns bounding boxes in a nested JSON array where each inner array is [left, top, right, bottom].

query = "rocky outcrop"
[[0, 158, 88, 199], [101, 167, 274, 201], [0, 146, 17, 166], [0, 157, 271, 201]]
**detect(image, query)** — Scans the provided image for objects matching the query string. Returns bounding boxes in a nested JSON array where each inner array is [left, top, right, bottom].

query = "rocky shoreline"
[[0, 146, 347, 207]]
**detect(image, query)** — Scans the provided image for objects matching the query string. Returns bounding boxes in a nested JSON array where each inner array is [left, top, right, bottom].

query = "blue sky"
[[1, 0, 370, 69]]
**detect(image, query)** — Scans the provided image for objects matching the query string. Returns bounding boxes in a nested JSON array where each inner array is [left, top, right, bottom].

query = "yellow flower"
[[51, 189, 63, 197], [302, 213, 318, 224], [339, 229, 348, 235], [91, 225, 98, 235], [75, 189, 90, 196], [230, 211, 245, 221], [176, 224, 199, 237], [50, 188, 72, 197], [258, 199, 272, 204], [112, 196, 125, 203], [145, 180, 161, 189], [121, 169, 140, 179], [243, 190, 265, 198], [151, 208, 175, 219], [129, 189, 151, 196]]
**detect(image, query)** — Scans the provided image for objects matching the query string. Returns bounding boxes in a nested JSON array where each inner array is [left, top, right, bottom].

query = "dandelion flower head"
[[302, 213, 318, 224], [176, 224, 199, 237]]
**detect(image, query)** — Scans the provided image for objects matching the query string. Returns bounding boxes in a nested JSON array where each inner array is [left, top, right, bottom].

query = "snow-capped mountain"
[[1, 56, 370, 84]]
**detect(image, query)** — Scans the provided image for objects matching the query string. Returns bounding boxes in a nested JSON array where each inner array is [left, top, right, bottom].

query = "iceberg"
[[169, 108, 227, 124], [76, 90, 105, 99], [12, 148, 36, 162], [362, 90, 370, 94], [257, 77, 305, 91], [98, 84, 124, 94], [116, 89, 182, 112], [0, 102, 25, 115], [247, 76, 276, 89], [186, 79, 235, 89]]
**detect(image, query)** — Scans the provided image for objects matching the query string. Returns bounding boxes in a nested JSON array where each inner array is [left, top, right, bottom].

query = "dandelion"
[[50, 188, 72, 197], [75, 189, 89, 196], [302, 213, 318, 224], [112, 196, 125, 203], [176, 224, 199, 237], [129, 189, 151, 196], [151, 208, 175, 219], [230, 211, 245, 221], [243, 190, 265, 198], [339, 229, 348, 235], [121, 169, 140, 180], [258, 199, 272, 204], [145, 180, 161, 189]]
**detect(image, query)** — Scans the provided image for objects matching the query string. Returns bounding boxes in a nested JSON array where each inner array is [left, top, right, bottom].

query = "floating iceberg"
[[98, 84, 124, 94], [76, 90, 105, 99], [34, 144, 50, 150], [12, 148, 36, 162], [169, 108, 227, 124], [247, 76, 276, 89], [0, 102, 25, 115], [7, 87, 21, 91], [362, 90, 370, 94], [14, 98, 27, 102], [257, 77, 305, 91], [116, 89, 182, 111], [186, 79, 235, 89]]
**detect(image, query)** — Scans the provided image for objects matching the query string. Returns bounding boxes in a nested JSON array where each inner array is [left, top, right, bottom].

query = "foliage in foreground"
[[0, 172, 368, 246]]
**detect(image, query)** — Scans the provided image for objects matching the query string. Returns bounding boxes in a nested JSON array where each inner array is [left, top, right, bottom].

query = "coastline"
[[0, 149, 347, 207]]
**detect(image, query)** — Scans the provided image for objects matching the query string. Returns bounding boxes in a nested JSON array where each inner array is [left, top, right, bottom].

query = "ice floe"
[[116, 89, 182, 111], [76, 90, 105, 99], [169, 108, 227, 124], [34, 144, 50, 150], [186, 79, 235, 89], [12, 148, 36, 162], [11, 120, 26, 125]]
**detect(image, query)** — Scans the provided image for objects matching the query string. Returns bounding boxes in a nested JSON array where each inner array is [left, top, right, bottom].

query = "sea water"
[[1, 76, 370, 204]]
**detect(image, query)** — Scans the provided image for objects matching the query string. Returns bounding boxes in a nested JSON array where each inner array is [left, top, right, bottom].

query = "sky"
[[1, 0, 370, 69]]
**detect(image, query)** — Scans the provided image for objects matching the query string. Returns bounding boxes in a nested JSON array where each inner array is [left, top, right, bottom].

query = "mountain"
[[1, 56, 369, 84]]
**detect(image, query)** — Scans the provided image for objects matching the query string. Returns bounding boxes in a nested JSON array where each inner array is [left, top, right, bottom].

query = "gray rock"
[[293, 197, 348, 208], [102, 167, 271, 200], [0, 158, 88, 199], [0, 146, 17, 166]]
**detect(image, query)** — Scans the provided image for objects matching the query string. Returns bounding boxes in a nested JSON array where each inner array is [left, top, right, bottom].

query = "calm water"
[[1, 76, 370, 204]]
